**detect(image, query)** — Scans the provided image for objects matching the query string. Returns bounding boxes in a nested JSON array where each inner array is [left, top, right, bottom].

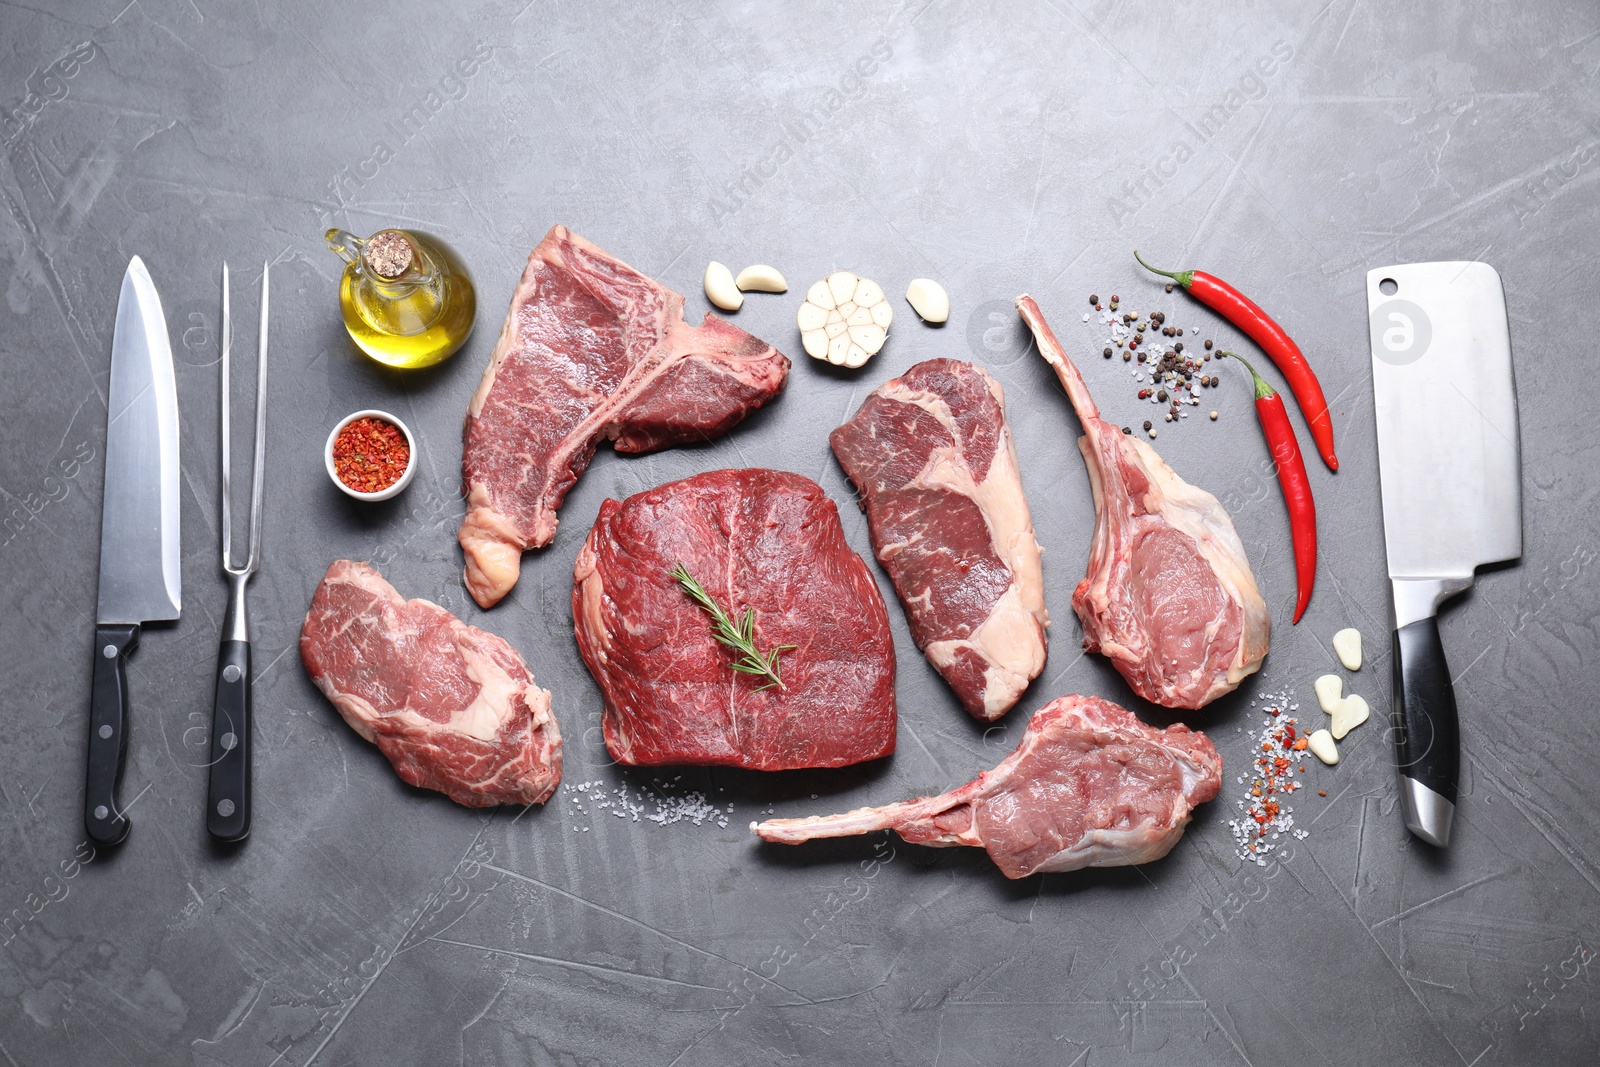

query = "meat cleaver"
[[1367, 262, 1520, 847]]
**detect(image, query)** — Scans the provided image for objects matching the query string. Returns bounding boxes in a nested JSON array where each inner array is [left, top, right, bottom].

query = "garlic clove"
[[905, 278, 950, 323], [802, 329, 829, 359], [734, 264, 788, 293], [827, 271, 857, 306], [1331, 694, 1369, 740], [846, 304, 873, 327], [849, 324, 886, 351], [1333, 628, 1363, 671], [824, 319, 848, 340], [827, 335, 851, 365], [807, 279, 833, 307], [797, 302, 828, 332], [870, 301, 893, 328], [1315, 674, 1343, 715], [845, 343, 871, 368], [1308, 729, 1339, 765], [854, 277, 885, 308], [704, 261, 743, 311]]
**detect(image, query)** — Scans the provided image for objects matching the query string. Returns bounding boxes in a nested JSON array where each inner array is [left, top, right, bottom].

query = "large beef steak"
[[831, 358, 1048, 721], [573, 469, 896, 770], [459, 225, 791, 608], [299, 560, 561, 807]]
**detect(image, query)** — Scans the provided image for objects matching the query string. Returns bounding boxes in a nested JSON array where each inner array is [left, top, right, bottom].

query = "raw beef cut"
[[1016, 296, 1269, 710], [753, 694, 1221, 878], [572, 469, 896, 770], [831, 358, 1048, 721], [299, 560, 561, 807], [459, 225, 791, 608]]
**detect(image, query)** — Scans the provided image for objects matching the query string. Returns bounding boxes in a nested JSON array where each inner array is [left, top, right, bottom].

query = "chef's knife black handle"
[[86, 623, 138, 846], [1391, 618, 1460, 846], [206, 639, 251, 841]]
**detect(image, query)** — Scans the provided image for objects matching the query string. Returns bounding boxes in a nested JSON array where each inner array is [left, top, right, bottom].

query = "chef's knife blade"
[[1368, 261, 1520, 848], [86, 256, 180, 846]]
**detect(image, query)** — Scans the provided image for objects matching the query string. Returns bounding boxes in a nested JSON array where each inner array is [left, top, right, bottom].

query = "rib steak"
[[830, 358, 1048, 720], [573, 469, 896, 770], [459, 225, 791, 608], [299, 560, 561, 807], [1016, 296, 1269, 710], [753, 694, 1221, 878]]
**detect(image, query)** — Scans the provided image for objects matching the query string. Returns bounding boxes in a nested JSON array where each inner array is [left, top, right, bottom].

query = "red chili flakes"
[[333, 416, 410, 493]]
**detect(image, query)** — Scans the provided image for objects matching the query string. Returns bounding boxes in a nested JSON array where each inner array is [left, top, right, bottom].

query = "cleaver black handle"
[[1391, 617, 1460, 847], [85, 623, 139, 846], [206, 639, 252, 842]]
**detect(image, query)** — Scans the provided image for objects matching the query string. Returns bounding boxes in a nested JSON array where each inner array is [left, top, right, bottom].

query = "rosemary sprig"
[[671, 563, 796, 691]]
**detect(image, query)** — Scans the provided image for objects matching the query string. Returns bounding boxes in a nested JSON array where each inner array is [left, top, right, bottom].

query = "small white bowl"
[[325, 409, 417, 501]]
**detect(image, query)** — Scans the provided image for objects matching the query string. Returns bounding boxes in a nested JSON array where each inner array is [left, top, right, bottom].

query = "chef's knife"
[[1367, 261, 1520, 847], [86, 256, 181, 846]]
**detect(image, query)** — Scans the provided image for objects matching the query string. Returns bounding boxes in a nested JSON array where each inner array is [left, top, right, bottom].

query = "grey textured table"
[[3, 2, 1597, 1064]]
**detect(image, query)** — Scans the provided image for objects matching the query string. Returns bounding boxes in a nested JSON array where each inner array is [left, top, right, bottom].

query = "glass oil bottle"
[[325, 227, 476, 369]]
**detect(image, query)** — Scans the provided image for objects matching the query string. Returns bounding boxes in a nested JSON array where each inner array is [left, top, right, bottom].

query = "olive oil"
[[326, 227, 476, 369]]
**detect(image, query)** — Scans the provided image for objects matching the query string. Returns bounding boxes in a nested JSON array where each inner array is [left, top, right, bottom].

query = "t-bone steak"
[[572, 469, 896, 770], [753, 694, 1221, 878], [830, 358, 1048, 721], [1017, 296, 1270, 710], [459, 225, 791, 608], [299, 560, 561, 807]]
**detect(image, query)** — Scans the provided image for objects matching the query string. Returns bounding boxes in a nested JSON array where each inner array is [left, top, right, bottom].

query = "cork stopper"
[[363, 230, 415, 280]]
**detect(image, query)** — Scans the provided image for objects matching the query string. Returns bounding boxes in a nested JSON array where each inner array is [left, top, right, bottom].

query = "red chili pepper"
[[1135, 251, 1338, 471], [1222, 351, 1317, 624]]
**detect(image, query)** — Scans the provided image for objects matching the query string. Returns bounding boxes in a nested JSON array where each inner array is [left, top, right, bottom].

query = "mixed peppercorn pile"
[[1084, 292, 1221, 438]]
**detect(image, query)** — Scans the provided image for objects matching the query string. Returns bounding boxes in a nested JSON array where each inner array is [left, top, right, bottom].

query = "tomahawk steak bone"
[[753, 694, 1221, 877], [831, 358, 1048, 720], [459, 226, 791, 608], [300, 560, 561, 807], [573, 469, 896, 770], [1016, 296, 1269, 710]]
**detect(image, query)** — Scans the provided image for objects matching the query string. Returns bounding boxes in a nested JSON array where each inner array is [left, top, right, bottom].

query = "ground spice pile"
[[333, 416, 409, 493], [1226, 689, 1312, 865], [1081, 292, 1222, 438]]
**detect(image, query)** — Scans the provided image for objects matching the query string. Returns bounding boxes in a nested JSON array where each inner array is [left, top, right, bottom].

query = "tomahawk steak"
[[1016, 296, 1269, 710], [459, 225, 791, 608], [831, 358, 1048, 720], [753, 694, 1221, 877], [300, 560, 561, 807], [573, 469, 896, 770]]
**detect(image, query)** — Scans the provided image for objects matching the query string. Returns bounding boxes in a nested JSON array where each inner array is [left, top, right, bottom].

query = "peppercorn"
[[1165, 283, 1174, 293], [1122, 426, 1132, 434], [1134, 332, 1144, 343], [1103, 347, 1113, 358], [1174, 342, 1183, 353], [1111, 294, 1119, 303], [1138, 388, 1152, 398], [1204, 339, 1213, 350], [1122, 351, 1131, 362], [1089, 293, 1098, 305], [1156, 390, 1167, 402], [1142, 420, 1153, 431], [1209, 410, 1219, 420]]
